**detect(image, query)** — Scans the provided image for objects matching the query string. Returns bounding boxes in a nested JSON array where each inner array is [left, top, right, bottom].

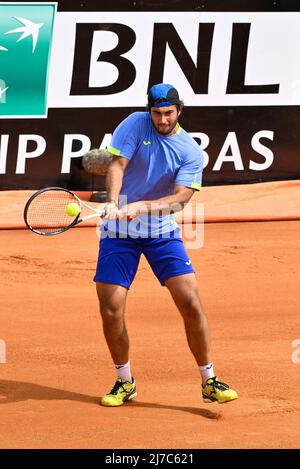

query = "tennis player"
[[94, 83, 238, 406]]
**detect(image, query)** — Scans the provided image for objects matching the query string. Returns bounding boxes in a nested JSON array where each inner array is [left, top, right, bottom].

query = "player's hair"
[[176, 102, 184, 113]]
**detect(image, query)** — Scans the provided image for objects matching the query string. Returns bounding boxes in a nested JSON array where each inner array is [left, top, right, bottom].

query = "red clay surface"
[[1, 221, 300, 448]]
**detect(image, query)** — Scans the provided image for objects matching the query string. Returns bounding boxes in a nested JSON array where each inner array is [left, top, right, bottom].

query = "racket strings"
[[25, 190, 80, 234]]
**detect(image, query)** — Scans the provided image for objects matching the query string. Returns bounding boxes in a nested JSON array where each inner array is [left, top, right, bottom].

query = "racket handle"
[[114, 212, 134, 221], [116, 214, 134, 221]]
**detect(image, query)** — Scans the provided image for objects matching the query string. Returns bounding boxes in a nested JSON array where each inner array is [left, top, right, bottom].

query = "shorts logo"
[[143, 140, 151, 145], [0, 3, 56, 118], [185, 259, 192, 266]]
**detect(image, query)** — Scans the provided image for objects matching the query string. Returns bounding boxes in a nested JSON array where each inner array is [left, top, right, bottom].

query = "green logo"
[[0, 3, 56, 118], [143, 140, 151, 145]]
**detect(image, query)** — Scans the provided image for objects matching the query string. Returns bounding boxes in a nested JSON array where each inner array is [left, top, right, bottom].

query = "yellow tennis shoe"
[[100, 378, 137, 406], [202, 377, 238, 403]]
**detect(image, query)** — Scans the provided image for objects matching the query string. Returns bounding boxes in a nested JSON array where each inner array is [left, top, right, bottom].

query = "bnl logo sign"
[[0, 3, 56, 118]]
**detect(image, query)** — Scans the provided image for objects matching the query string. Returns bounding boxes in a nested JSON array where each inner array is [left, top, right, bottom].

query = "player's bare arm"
[[104, 155, 129, 219], [117, 185, 195, 219]]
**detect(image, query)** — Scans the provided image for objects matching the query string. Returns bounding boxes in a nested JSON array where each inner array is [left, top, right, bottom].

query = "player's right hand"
[[103, 201, 119, 220]]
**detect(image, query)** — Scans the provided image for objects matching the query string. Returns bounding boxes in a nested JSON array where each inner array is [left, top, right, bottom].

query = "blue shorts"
[[94, 230, 195, 289]]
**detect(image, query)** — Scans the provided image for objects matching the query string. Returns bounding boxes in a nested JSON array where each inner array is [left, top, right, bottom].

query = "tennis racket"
[[24, 187, 106, 236]]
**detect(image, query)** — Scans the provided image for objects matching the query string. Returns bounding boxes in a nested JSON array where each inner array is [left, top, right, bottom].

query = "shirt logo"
[[0, 3, 56, 118], [143, 140, 151, 145]]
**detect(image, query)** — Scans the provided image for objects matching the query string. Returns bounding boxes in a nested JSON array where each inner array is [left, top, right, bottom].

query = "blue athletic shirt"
[[104, 112, 203, 237]]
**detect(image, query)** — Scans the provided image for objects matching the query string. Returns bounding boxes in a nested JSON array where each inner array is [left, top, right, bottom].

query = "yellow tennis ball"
[[66, 202, 80, 217]]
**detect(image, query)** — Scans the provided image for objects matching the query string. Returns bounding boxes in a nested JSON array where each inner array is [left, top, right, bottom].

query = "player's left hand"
[[117, 202, 147, 220]]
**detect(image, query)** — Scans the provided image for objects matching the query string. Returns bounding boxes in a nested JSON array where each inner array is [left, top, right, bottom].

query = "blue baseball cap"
[[148, 83, 181, 107]]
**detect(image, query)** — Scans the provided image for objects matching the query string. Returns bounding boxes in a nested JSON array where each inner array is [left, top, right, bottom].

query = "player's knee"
[[99, 306, 123, 322], [179, 298, 203, 322]]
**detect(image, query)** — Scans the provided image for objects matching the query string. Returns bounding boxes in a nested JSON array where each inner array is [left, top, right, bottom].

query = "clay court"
[[0, 183, 299, 449]]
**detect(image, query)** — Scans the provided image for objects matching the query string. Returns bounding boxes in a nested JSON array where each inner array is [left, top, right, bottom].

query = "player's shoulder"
[[116, 112, 149, 133], [122, 111, 149, 125], [178, 127, 203, 156]]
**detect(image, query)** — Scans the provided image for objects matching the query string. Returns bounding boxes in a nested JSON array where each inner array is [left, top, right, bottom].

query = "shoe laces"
[[109, 379, 129, 395], [208, 377, 229, 391]]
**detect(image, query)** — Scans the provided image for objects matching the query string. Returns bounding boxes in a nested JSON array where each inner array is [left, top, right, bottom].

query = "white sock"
[[199, 363, 215, 385], [115, 361, 132, 382]]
